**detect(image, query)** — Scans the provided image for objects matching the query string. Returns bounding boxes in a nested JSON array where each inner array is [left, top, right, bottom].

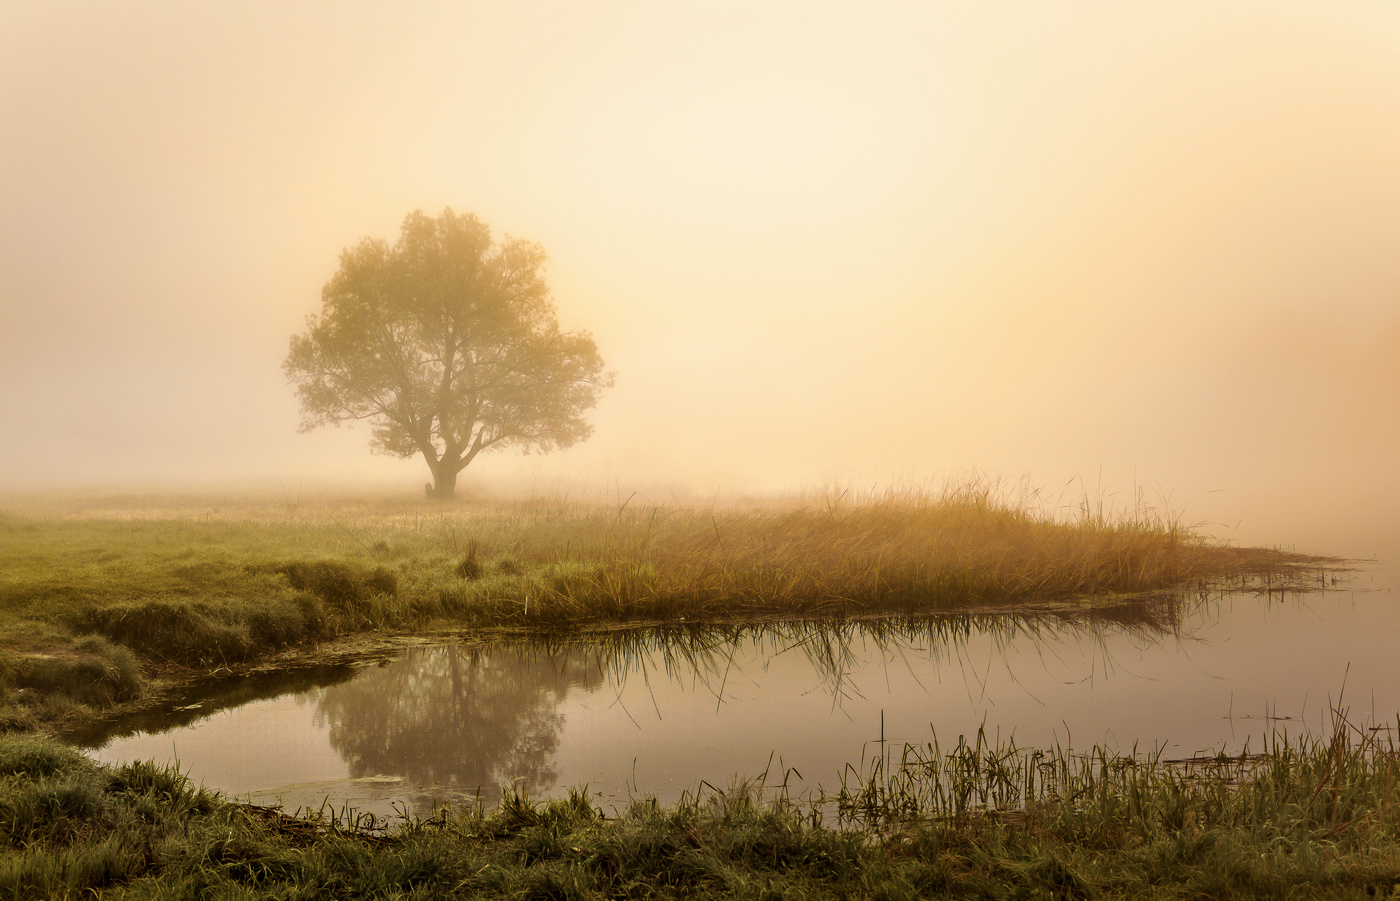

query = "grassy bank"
[[0, 487, 1331, 733], [4, 716, 1399, 899]]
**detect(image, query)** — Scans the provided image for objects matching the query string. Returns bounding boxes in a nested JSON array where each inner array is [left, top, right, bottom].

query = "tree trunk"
[[429, 463, 458, 500]]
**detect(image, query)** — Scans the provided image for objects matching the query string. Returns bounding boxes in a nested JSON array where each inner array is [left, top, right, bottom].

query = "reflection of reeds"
[[491, 590, 1217, 714]]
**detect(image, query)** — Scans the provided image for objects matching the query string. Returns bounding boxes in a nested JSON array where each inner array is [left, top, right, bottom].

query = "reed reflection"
[[546, 585, 1219, 708]]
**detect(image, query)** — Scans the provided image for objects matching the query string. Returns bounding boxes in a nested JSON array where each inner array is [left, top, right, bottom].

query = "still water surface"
[[86, 553, 1396, 819]]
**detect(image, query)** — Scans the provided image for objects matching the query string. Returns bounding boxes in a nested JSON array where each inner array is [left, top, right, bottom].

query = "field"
[[0, 485, 1331, 735]]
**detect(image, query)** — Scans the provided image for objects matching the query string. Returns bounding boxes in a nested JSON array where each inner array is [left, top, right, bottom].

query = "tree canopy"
[[285, 209, 613, 498]]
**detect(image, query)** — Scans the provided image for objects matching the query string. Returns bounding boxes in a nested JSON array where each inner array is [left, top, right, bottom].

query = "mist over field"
[[3, 2, 1398, 554]]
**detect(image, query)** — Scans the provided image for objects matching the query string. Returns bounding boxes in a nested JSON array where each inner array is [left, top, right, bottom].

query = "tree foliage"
[[285, 209, 613, 497]]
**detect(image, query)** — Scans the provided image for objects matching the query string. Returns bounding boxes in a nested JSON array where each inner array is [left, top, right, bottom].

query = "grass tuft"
[[275, 559, 399, 608], [456, 539, 484, 580], [10, 635, 142, 707]]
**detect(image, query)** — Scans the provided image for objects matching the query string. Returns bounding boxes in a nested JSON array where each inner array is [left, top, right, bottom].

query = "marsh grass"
[[6, 710, 1400, 900], [823, 703, 1400, 898], [0, 485, 1335, 732], [834, 701, 1400, 834]]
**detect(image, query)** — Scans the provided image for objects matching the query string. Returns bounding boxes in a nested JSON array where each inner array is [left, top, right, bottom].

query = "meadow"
[[0, 485, 1330, 735]]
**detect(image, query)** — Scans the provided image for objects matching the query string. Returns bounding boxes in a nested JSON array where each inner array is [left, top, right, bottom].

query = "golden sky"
[[3, 2, 1398, 550]]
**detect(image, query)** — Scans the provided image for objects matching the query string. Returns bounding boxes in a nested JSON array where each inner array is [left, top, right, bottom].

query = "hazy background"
[[3, 1, 1397, 554]]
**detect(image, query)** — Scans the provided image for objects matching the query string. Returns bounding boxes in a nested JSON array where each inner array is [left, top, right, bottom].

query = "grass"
[[0, 484, 1334, 734], [822, 703, 1400, 898], [4, 709, 1400, 899]]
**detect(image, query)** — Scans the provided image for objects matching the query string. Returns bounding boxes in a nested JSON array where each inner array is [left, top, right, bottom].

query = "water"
[[84, 556, 1395, 820]]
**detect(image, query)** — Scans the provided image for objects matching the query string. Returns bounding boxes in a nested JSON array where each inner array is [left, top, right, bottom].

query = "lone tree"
[[285, 209, 613, 499]]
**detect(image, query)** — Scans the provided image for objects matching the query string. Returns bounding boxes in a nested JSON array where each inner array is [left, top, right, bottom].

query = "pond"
[[80, 550, 1396, 821]]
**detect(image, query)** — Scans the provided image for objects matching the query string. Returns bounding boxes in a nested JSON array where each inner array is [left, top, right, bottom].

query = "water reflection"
[[86, 583, 1279, 817], [65, 663, 360, 748], [559, 588, 1202, 711], [86, 565, 1397, 820], [307, 646, 604, 804]]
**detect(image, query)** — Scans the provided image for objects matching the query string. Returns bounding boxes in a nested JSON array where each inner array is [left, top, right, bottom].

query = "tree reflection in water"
[[309, 645, 604, 805]]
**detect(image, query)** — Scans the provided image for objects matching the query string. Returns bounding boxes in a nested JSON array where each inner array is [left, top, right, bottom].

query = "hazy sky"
[[3, 2, 1398, 550]]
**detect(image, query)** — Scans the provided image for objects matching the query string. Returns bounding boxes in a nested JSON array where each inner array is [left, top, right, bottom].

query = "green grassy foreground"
[[5, 720, 1400, 900], [0, 488, 1328, 733]]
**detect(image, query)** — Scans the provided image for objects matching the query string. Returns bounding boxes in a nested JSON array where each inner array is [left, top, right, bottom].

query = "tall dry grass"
[[423, 483, 1325, 625]]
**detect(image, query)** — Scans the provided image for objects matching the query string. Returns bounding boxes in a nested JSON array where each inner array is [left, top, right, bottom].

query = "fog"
[[3, 2, 1398, 554]]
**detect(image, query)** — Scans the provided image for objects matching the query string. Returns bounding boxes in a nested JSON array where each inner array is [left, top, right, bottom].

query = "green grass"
[[4, 714, 1399, 899], [0, 486, 1334, 734]]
